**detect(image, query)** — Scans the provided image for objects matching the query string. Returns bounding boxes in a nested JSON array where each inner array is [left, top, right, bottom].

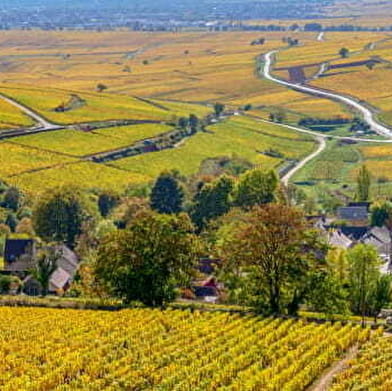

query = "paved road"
[[281, 135, 326, 185], [247, 116, 392, 185], [0, 93, 60, 130], [263, 51, 392, 138], [317, 32, 325, 41]]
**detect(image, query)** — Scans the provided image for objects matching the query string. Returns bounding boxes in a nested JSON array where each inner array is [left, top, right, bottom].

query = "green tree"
[[3, 186, 22, 211], [306, 271, 349, 317], [150, 171, 184, 214], [95, 212, 200, 306], [347, 244, 381, 326], [33, 187, 88, 248], [30, 248, 60, 296], [188, 114, 199, 132], [98, 191, 120, 218], [339, 47, 349, 58], [214, 103, 225, 117], [191, 175, 234, 231], [5, 213, 18, 232], [233, 169, 278, 209], [370, 274, 392, 323], [178, 117, 189, 129], [96, 83, 107, 92], [356, 165, 371, 201]]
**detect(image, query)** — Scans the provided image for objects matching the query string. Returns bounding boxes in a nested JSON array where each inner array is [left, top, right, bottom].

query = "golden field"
[[0, 306, 372, 391], [1, 29, 392, 195]]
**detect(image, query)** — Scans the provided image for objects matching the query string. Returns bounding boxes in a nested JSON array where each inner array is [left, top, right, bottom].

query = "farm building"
[[1, 239, 79, 295], [23, 245, 79, 295]]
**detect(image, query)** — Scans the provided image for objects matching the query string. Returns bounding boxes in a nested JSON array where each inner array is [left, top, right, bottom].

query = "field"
[[331, 329, 391, 391], [0, 307, 372, 391], [291, 138, 392, 201], [111, 116, 315, 179], [12, 124, 174, 157], [2, 115, 316, 195], [2, 29, 392, 196]]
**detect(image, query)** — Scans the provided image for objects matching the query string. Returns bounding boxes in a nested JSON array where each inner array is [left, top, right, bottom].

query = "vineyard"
[[331, 328, 392, 391], [0, 307, 373, 391]]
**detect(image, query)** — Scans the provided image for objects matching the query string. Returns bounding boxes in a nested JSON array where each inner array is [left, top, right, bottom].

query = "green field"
[[13, 124, 173, 157]]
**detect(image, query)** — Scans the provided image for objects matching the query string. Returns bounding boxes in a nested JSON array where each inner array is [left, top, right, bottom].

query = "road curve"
[[0, 93, 60, 130], [247, 116, 392, 186], [263, 51, 392, 138], [282, 135, 326, 185]]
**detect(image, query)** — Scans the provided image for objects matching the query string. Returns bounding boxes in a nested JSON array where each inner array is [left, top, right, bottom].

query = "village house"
[[1, 238, 79, 295]]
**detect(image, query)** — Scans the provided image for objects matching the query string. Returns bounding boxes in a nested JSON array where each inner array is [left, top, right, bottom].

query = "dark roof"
[[340, 226, 369, 240], [193, 286, 218, 297], [4, 239, 34, 263], [337, 206, 368, 221]]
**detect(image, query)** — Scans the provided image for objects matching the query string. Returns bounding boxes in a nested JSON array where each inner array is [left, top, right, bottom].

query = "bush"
[[0, 275, 22, 294]]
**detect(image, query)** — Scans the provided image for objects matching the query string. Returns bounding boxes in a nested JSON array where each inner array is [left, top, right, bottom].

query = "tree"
[[30, 248, 60, 296], [233, 169, 278, 209], [220, 204, 321, 314], [370, 275, 392, 323], [366, 61, 376, 70], [347, 244, 381, 326], [269, 109, 286, 123], [339, 47, 349, 58], [3, 186, 22, 211], [306, 271, 349, 317], [98, 191, 120, 218], [15, 217, 35, 236], [188, 114, 199, 132], [150, 171, 184, 214], [191, 175, 234, 231], [214, 103, 225, 117], [33, 187, 87, 248], [96, 83, 107, 92], [95, 212, 200, 306], [356, 165, 371, 201], [5, 213, 18, 232], [178, 117, 189, 129]]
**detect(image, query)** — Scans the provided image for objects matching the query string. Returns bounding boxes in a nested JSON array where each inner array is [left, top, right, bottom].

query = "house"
[[3, 238, 35, 273], [23, 244, 79, 295], [361, 226, 391, 260], [327, 229, 353, 249]]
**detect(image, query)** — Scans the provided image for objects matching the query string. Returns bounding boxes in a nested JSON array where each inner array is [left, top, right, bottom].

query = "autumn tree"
[[150, 171, 184, 214], [94, 212, 200, 306], [220, 203, 323, 314]]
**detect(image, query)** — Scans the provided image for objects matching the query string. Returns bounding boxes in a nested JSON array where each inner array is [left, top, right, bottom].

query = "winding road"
[[263, 50, 392, 138], [260, 45, 392, 183], [281, 135, 325, 185]]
